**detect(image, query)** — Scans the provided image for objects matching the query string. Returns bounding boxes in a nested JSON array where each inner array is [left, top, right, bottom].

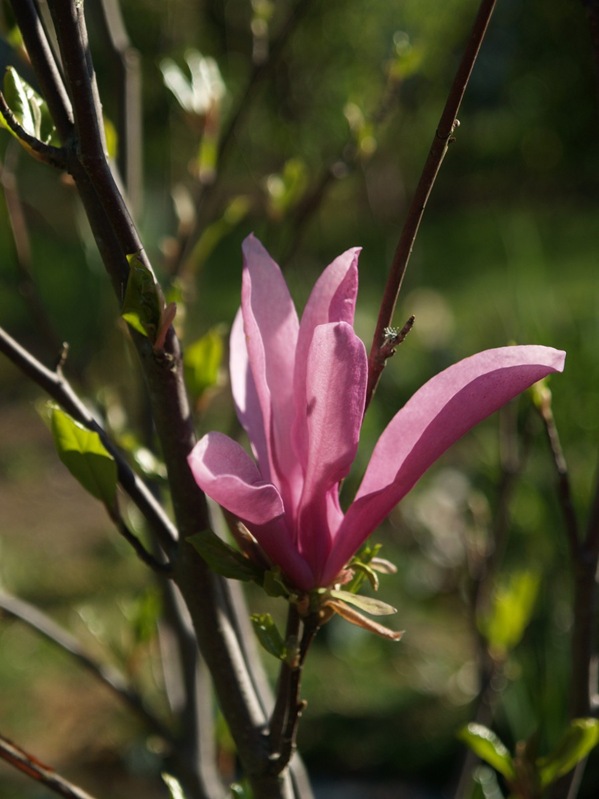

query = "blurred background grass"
[[1, 0, 598, 796]]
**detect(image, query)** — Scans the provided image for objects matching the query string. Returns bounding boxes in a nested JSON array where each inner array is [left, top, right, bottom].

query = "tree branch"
[[10, 0, 74, 142], [48, 0, 145, 297], [365, 0, 498, 408]]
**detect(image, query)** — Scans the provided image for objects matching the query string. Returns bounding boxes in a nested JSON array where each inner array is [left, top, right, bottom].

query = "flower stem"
[[269, 607, 320, 775]]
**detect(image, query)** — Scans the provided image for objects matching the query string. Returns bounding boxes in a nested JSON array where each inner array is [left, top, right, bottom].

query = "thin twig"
[[536, 388, 580, 562], [365, 0, 499, 409], [0, 593, 172, 742], [111, 511, 173, 574], [0, 734, 98, 799], [10, 0, 74, 142], [49, 0, 146, 291], [536, 391, 597, 725]]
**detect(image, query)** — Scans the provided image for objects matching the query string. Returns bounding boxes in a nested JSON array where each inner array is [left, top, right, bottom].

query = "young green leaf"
[[458, 724, 516, 781], [50, 406, 117, 508], [537, 719, 599, 788], [1, 66, 57, 145], [121, 252, 163, 340], [250, 613, 288, 661], [328, 589, 397, 616], [188, 529, 260, 582]]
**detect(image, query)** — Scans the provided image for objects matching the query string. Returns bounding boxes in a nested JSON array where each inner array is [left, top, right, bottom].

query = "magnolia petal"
[[230, 310, 270, 475], [188, 432, 284, 525], [188, 432, 316, 589], [293, 248, 360, 468], [241, 235, 301, 507], [297, 247, 360, 360], [296, 322, 367, 576], [250, 517, 316, 592], [323, 345, 566, 585], [302, 323, 367, 493]]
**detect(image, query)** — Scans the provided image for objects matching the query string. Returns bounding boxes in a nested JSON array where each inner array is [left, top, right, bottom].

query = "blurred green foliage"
[[1, 0, 599, 797]]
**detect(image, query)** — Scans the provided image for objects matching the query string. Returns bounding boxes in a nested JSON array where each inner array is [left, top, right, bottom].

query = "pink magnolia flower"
[[188, 235, 565, 592]]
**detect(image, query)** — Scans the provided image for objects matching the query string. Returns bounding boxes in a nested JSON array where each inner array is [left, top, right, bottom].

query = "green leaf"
[[1, 67, 57, 146], [458, 724, 516, 781], [478, 570, 540, 657], [250, 613, 288, 661], [188, 529, 260, 581], [329, 589, 397, 616], [121, 252, 163, 340], [537, 719, 599, 788], [184, 328, 223, 401], [50, 406, 117, 508]]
